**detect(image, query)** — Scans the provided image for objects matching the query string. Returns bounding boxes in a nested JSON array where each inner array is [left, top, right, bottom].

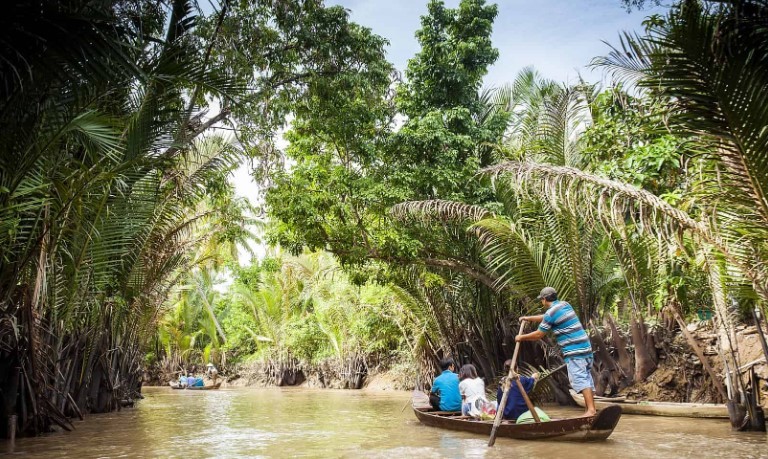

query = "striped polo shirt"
[[537, 300, 593, 361]]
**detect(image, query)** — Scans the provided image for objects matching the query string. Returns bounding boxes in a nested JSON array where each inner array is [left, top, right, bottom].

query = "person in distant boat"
[[430, 357, 462, 412], [178, 373, 188, 388], [206, 362, 218, 384], [496, 359, 539, 420], [458, 364, 488, 417], [187, 373, 198, 388], [516, 286, 596, 417]]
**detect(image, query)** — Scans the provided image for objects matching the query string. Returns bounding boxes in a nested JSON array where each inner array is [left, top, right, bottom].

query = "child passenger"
[[458, 364, 489, 417]]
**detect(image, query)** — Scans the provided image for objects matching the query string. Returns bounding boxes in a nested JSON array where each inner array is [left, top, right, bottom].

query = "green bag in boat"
[[515, 407, 551, 424]]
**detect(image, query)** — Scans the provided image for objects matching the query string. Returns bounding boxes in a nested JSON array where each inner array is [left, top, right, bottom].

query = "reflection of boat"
[[169, 382, 222, 391], [412, 405, 622, 441], [570, 389, 729, 418]]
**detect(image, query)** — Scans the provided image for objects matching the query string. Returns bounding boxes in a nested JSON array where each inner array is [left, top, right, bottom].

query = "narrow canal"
[[3, 387, 767, 458]]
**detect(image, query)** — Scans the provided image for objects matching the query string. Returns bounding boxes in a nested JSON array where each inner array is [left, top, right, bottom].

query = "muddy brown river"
[[2, 387, 767, 458]]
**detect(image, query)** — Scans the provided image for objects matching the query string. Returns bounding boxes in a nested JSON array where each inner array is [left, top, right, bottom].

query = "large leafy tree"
[[264, 0, 531, 382], [389, 0, 506, 203], [266, 0, 507, 272]]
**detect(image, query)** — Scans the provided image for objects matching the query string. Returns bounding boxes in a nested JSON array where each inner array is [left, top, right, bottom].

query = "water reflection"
[[2, 387, 767, 458]]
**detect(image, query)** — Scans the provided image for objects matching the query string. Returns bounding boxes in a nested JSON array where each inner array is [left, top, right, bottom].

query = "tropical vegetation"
[[0, 0, 403, 436], [1, 0, 767, 438]]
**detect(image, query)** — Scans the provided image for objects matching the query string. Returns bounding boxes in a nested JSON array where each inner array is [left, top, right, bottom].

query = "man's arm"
[[515, 330, 545, 342], [519, 315, 544, 323]]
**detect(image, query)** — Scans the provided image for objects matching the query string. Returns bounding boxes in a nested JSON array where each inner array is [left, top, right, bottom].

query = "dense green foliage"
[[264, 0, 768, 390], [396, 0, 768, 389], [0, 0, 408, 435], [156, 252, 418, 383], [261, 0, 519, 381], [0, 0, 247, 435], [3, 0, 767, 436], [265, 0, 508, 266]]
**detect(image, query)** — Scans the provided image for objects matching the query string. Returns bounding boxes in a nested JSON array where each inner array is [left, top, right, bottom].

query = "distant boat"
[[569, 389, 729, 418], [412, 404, 622, 442], [169, 382, 222, 391]]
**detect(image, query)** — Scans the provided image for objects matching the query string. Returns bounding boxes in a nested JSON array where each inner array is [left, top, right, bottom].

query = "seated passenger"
[[178, 374, 188, 387], [458, 364, 489, 417], [496, 359, 539, 420], [430, 357, 462, 412], [187, 374, 197, 387], [193, 377, 204, 387]]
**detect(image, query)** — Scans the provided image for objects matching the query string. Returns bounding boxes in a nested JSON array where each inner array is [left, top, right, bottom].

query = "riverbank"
[[145, 355, 418, 392], [167, 364, 413, 392], [619, 322, 768, 409], [144, 322, 768, 410]]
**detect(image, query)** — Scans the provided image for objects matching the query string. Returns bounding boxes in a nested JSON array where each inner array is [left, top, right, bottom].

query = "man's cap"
[[536, 286, 557, 300]]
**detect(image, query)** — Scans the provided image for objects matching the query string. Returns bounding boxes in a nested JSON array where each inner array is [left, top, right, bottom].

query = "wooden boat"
[[570, 389, 729, 418], [169, 382, 222, 390], [412, 404, 622, 441], [594, 394, 626, 402], [186, 382, 221, 390]]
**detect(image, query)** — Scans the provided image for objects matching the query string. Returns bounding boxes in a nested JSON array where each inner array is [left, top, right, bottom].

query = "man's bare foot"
[[582, 410, 596, 417]]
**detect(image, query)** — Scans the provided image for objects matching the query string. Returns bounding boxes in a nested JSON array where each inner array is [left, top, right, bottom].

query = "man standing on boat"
[[516, 286, 596, 417]]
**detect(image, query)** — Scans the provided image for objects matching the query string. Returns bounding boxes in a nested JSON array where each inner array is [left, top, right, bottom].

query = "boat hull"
[[570, 389, 728, 418], [412, 405, 622, 441], [169, 382, 222, 390]]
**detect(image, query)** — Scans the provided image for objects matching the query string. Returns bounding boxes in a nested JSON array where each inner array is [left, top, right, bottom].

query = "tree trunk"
[[590, 323, 626, 393], [631, 314, 657, 382], [604, 313, 634, 385], [671, 305, 728, 401]]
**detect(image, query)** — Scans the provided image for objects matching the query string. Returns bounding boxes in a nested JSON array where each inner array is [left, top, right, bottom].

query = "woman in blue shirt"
[[496, 359, 539, 420]]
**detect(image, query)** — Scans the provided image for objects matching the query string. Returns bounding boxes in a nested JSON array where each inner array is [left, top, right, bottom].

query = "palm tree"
[[0, 0, 239, 435], [593, 0, 768, 303]]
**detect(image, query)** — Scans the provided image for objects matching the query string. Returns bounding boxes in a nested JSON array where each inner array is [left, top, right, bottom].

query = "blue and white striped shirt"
[[538, 300, 593, 361]]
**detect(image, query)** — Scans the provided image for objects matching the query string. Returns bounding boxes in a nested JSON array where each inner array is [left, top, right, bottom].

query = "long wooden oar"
[[488, 320, 527, 447], [514, 372, 541, 423]]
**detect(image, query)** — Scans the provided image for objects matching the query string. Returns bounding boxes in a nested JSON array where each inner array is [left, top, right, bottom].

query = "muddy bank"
[[221, 358, 415, 391], [617, 322, 767, 408], [145, 356, 417, 392]]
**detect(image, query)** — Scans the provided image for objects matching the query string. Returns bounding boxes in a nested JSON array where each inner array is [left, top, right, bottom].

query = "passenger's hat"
[[536, 286, 557, 300]]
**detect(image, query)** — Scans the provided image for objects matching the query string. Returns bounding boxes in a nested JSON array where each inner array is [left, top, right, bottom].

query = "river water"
[[3, 387, 767, 458]]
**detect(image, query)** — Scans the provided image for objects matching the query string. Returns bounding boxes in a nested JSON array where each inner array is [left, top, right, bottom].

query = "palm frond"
[[480, 160, 768, 301], [470, 218, 544, 296], [390, 200, 492, 224]]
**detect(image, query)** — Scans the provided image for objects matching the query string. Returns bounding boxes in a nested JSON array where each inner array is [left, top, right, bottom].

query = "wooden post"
[[7, 414, 17, 453], [671, 306, 728, 400]]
